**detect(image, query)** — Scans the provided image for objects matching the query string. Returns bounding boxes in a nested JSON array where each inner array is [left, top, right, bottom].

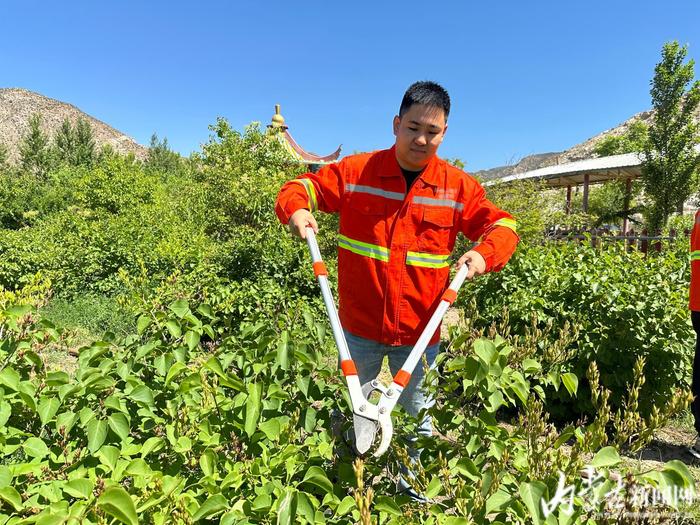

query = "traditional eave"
[[268, 104, 341, 165]]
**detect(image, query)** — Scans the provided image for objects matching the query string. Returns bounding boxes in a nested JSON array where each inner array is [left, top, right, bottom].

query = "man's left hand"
[[455, 250, 486, 279]]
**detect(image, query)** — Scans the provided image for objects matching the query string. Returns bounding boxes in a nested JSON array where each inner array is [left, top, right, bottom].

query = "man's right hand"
[[288, 209, 318, 239]]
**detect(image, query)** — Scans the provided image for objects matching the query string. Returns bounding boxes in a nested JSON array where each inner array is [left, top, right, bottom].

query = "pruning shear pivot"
[[305, 228, 469, 457]]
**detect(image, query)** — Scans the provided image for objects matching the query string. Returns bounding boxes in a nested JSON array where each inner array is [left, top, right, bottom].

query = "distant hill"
[[0, 88, 147, 164], [474, 106, 700, 181]]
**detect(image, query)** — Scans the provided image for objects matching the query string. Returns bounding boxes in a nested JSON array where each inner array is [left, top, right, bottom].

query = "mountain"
[[474, 106, 700, 181], [0, 88, 147, 164]]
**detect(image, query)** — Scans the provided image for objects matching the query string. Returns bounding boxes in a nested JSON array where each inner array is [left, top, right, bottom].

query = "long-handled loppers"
[[305, 227, 469, 457]]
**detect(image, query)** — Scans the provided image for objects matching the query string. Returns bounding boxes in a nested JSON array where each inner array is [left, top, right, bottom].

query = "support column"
[[582, 174, 590, 214], [566, 185, 572, 215], [622, 177, 632, 233]]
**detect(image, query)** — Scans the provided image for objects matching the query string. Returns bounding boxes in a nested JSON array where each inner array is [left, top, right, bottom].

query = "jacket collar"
[[381, 145, 443, 188]]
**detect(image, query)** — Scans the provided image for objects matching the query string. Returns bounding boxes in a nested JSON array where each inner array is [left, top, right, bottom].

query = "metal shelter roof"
[[485, 144, 700, 188]]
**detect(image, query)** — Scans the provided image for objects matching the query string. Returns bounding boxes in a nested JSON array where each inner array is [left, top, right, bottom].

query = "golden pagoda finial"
[[270, 104, 286, 129]]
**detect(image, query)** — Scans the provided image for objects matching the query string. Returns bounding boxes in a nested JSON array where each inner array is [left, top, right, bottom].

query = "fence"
[[546, 227, 690, 254]]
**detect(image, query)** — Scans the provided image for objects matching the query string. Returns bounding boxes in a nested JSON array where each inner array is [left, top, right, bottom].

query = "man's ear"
[[439, 123, 448, 143], [393, 115, 400, 136]]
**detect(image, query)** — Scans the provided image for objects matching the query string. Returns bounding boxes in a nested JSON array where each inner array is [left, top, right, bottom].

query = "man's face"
[[393, 104, 447, 171]]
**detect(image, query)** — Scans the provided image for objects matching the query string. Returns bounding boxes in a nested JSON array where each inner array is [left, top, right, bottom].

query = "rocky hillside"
[[0, 88, 147, 164], [475, 106, 700, 180]]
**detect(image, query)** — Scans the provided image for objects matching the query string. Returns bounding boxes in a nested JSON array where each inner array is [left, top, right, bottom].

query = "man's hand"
[[455, 250, 486, 279], [288, 209, 318, 239]]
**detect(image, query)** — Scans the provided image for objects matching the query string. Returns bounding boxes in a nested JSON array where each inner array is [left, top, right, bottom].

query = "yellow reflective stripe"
[[291, 178, 318, 212], [338, 234, 389, 262], [406, 251, 450, 269], [493, 218, 517, 233], [691, 250, 700, 261]]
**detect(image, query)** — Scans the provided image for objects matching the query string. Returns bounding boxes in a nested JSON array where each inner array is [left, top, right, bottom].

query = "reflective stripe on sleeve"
[[345, 183, 404, 201], [338, 234, 390, 262], [413, 195, 464, 211], [691, 250, 700, 261], [406, 251, 450, 268], [291, 178, 318, 212], [492, 218, 517, 233]]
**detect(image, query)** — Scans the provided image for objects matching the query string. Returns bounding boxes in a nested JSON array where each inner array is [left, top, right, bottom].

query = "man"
[[689, 209, 700, 459], [275, 81, 519, 498]]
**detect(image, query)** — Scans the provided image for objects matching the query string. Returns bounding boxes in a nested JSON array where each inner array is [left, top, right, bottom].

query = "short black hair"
[[399, 81, 450, 119]]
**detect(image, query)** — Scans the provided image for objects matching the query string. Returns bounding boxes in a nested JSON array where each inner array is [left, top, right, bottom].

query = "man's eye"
[[408, 127, 418, 131]]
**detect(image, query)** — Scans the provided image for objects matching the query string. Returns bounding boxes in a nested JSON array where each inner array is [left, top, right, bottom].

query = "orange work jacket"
[[690, 210, 700, 311], [275, 146, 519, 346]]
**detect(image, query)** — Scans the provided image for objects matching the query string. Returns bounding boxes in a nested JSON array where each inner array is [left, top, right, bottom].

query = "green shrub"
[[462, 240, 694, 418]]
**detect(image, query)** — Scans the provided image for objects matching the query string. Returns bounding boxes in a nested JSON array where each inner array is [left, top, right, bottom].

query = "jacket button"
[[364, 206, 370, 212]]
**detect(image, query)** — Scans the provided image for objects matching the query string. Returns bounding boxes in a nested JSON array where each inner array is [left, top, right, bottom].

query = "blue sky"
[[1, 1, 699, 171]]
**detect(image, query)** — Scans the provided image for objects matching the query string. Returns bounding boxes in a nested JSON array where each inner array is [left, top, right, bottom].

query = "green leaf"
[[335, 495, 356, 516], [169, 299, 190, 319], [519, 481, 547, 525], [136, 315, 151, 334], [165, 320, 182, 339], [23, 437, 50, 459], [46, 371, 70, 386], [301, 466, 333, 495], [129, 384, 154, 406], [141, 436, 165, 459], [97, 446, 120, 471], [425, 476, 442, 498], [64, 478, 93, 499], [374, 496, 402, 515], [591, 446, 621, 468], [125, 458, 153, 477], [5, 304, 31, 318], [0, 401, 11, 427], [561, 372, 579, 397], [259, 418, 281, 441], [0, 466, 11, 488], [662, 460, 695, 488], [192, 494, 228, 521], [87, 418, 108, 453], [251, 493, 272, 512], [244, 382, 262, 437], [276, 330, 289, 371], [199, 449, 217, 478], [276, 489, 296, 525], [295, 492, 315, 524], [184, 330, 200, 351], [108, 412, 130, 440], [0, 368, 20, 391], [97, 486, 138, 525], [0, 486, 23, 511], [522, 358, 542, 373], [474, 338, 497, 364]]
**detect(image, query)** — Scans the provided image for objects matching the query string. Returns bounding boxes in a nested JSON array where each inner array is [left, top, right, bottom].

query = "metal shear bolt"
[[386, 389, 394, 396], [379, 407, 387, 414], [359, 405, 366, 412]]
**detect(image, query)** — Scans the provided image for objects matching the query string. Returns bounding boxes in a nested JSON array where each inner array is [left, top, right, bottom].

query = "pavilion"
[[485, 145, 700, 232], [267, 105, 341, 171]]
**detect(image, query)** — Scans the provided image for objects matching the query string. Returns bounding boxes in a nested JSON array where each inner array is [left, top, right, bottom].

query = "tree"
[[641, 41, 700, 231], [54, 118, 76, 164], [54, 117, 95, 167], [145, 133, 182, 175], [74, 118, 96, 167], [20, 114, 52, 178]]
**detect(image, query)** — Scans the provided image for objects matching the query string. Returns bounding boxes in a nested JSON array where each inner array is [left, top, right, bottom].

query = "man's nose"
[[414, 134, 427, 146]]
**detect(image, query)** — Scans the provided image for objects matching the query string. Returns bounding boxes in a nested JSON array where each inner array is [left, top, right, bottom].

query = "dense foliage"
[[462, 240, 694, 419]]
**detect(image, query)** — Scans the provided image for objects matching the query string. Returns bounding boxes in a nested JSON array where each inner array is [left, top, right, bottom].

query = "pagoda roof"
[[268, 104, 341, 165]]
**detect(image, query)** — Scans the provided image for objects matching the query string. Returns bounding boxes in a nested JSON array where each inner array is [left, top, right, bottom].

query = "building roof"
[[268, 104, 341, 165], [485, 144, 700, 188]]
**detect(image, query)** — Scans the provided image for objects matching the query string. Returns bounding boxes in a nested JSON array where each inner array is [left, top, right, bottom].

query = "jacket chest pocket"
[[416, 206, 455, 251]]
